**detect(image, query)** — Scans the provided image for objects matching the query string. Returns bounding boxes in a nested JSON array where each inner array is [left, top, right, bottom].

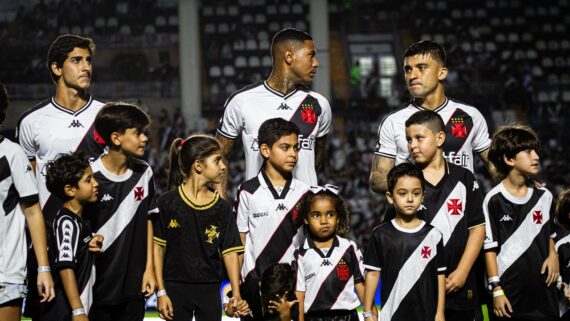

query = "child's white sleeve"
[[235, 186, 250, 233], [295, 253, 306, 292]]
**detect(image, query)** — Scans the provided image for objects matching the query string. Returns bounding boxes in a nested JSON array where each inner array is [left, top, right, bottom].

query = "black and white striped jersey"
[[16, 97, 106, 225], [52, 208, 95, 313], [364, 220, 446, 321], [374, 98, 490, 173], [483, 183, 558, 320], [235, 171, 309, 282], [84, 156, 158, 305], [555, 225, 570, 317], [384, 162, 484, 310], [0, 137, 39, 284], [217, 81, 332, 185], [294, 235, 364, 313], [153, 186, 244, 284]]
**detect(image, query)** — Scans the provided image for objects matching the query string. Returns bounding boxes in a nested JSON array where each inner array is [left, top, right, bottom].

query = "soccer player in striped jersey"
[[555, 189, 570, 319], [85, 103, 157, 321], [364, 163, 446, 321], [41, 152, 103, 321], [294, 185, 370, 321], [484, 125, 559, 320], [235, 118, 309, 321]]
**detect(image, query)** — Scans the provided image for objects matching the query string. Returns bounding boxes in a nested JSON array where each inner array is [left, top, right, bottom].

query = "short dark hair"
[[387, 163, 425, 193], [46, 151, 91, 202], [488, 124, 541, 176], [258, 118, 300, 151], [47, 34, 96, 83], [0, 83, 8, 125], [260, 263, 296, 316], [94, 102, 151, 147], [270, 28, 312, 57], [557, 189, 570, 227], [403, 40, 447, 66], [298, 188, 350, 237], [405, 110, 445, 134]]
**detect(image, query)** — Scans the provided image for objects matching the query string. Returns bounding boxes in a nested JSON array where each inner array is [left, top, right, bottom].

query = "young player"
[[235, 118, 310, 320], [484, 124, 559, 320], [364, 163, 446, 321], [555, 189, 570, 319], [0, 84, 54, 321], [153, 135, 245, 321], [294, 185, 370, 321], [85, 103, 157, 321], [41, 152, 103, 321], [403, 110, 485, 320]]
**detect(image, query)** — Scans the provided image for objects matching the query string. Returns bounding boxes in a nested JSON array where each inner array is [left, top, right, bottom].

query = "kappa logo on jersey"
[[419, 204, 427, 211], [205, 225, 220, 244], [60, 221, 74, 261], [168, 219, 181, 229], [25, 165, 32, 173], [276, 203, 287, 211], [134, 186, 144, 201], [450, 117, 467, 138], [533, 210, 543, 224], [301, 104, 316, 125], [473, 180, 479, 191], [94, 129, 106, 144], [101, 194, 113, 202], [500, 215, 513, 222], [277, 103, 292, 110], [421, 246, 432, 259], [68, 119, 84, 128], [321, 259, 332, 266], [250, 138, 259, 151], [336, 259, 349, 280], [447, 199, 463, 215]]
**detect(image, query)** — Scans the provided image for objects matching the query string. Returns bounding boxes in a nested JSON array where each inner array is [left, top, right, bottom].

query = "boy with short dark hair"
[[41, 152, 103, 321], [484, 124, 559, 320], [85, 102, 158, 321], [235, 118, 309, 320], [364, 163, 446, 321]]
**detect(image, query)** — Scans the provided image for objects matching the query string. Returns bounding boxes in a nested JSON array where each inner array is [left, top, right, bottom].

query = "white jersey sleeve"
[[316, 96, 332, 138], [295, 253, 306, 292], [235, 187, 250, 233], [470, 109, 491, 153], [10, 145, 38, 200], [217, 96, 244, 139], [16, 117, 37, 160], [375, 115, 398, 158]]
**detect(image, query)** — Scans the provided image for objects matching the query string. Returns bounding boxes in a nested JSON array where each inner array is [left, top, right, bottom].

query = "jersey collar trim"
[[391, 219, 426, 233], [178, 185, 219, 210], [425, 161, 451, 189], [412, 97, 449, 113], [259, 170, 293, 199], [263, 81, 298, 99], [498, 182, 534, 204], [95, 157, 133, 182], [304, 235, 339, 258], [51, 96, 93, 116]]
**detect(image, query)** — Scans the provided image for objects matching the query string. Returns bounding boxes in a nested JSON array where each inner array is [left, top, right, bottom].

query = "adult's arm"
[[314, 135, 328, 172], [369, 155, 395, 194], [214, 133, 236, 200]]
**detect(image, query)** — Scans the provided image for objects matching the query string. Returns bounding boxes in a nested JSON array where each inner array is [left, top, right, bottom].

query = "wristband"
[[156, 289, 167, 297], [72, 308, 86, 316], [37, 266, 51, 273], [492, 289, 505, 298], [487, 276, 500, 283], [362, 311, 373, 318]]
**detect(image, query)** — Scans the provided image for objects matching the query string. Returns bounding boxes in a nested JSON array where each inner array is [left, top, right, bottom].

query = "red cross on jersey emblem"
[[336, 264, 349, 280], [301, 108, 316, 125], [533, 210, 543, 224], [134, 187, 144, 201], [421, 246, 431, 259], [447, 199, 463, 215], [451, 122, 467, 138]]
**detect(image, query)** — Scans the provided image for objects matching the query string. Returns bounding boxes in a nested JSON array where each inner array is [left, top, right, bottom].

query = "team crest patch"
[[134, 186, 144, 201], [450, 117, 467, 138], [533, 210, 543, 224], [421, 246, 431, 259], [168, 219, 180, 229], [447, 199, 463, 215], [205, 225, 220, 244], [336, 259, 349, 280], [301, 103, 316, 125]]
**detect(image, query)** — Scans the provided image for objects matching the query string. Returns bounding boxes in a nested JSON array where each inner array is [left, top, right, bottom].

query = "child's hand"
[[88, 234, 104, 253], [72, 314, 89, 321], [141, 269, 156, 297], [445, 269, 468, 293], [541, 252, 560, 286], [157, 295, 174, 320], [268, 291, 298, 319], [37, 270, 55, 302], [493, 293, 513, 318], [225, 297, 250, 317]]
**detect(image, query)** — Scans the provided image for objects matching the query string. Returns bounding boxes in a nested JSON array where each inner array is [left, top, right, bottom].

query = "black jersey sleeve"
[[53, 215, 81, 270], [466, 173, 485, 229], [221, 203, 245, 256], [153, 197, 168, 246], [436, 236, 447, 274], [147, 174, 159, 215], [363, 228, 383, 271]]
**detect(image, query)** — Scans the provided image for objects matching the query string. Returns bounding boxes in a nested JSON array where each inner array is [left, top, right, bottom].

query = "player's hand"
[[72, 314, 89, 321], [157, 295, 174, 320], [493, 293, 513, 318], [37, 270, 55, 302], [141, 269, 156, 297], [563, 283, 570, 302], [268, 292, 298, 319], [541, 252, 560, 286], [445, 269, 468, 293], [88, 234, 104, 253], [233, 297, 250, 317]]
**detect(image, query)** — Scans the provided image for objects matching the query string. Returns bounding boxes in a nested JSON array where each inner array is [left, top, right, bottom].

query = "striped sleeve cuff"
[[483, 241, 498, 250], [216, 129, 238, 139], [373, 151, 396, 159], [153, 237, 167, 246], [438, 266, 447, 274], [363, 264, 381, 271], [222, 246, 245, 256]]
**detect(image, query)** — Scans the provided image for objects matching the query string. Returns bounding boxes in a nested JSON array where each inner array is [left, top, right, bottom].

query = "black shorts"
[[305, 309, 359, 321], [445, 308, 475, 321], [166, 282, 221, 321], [38, 288, 71, 321], [90, 298, 145, 321]]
